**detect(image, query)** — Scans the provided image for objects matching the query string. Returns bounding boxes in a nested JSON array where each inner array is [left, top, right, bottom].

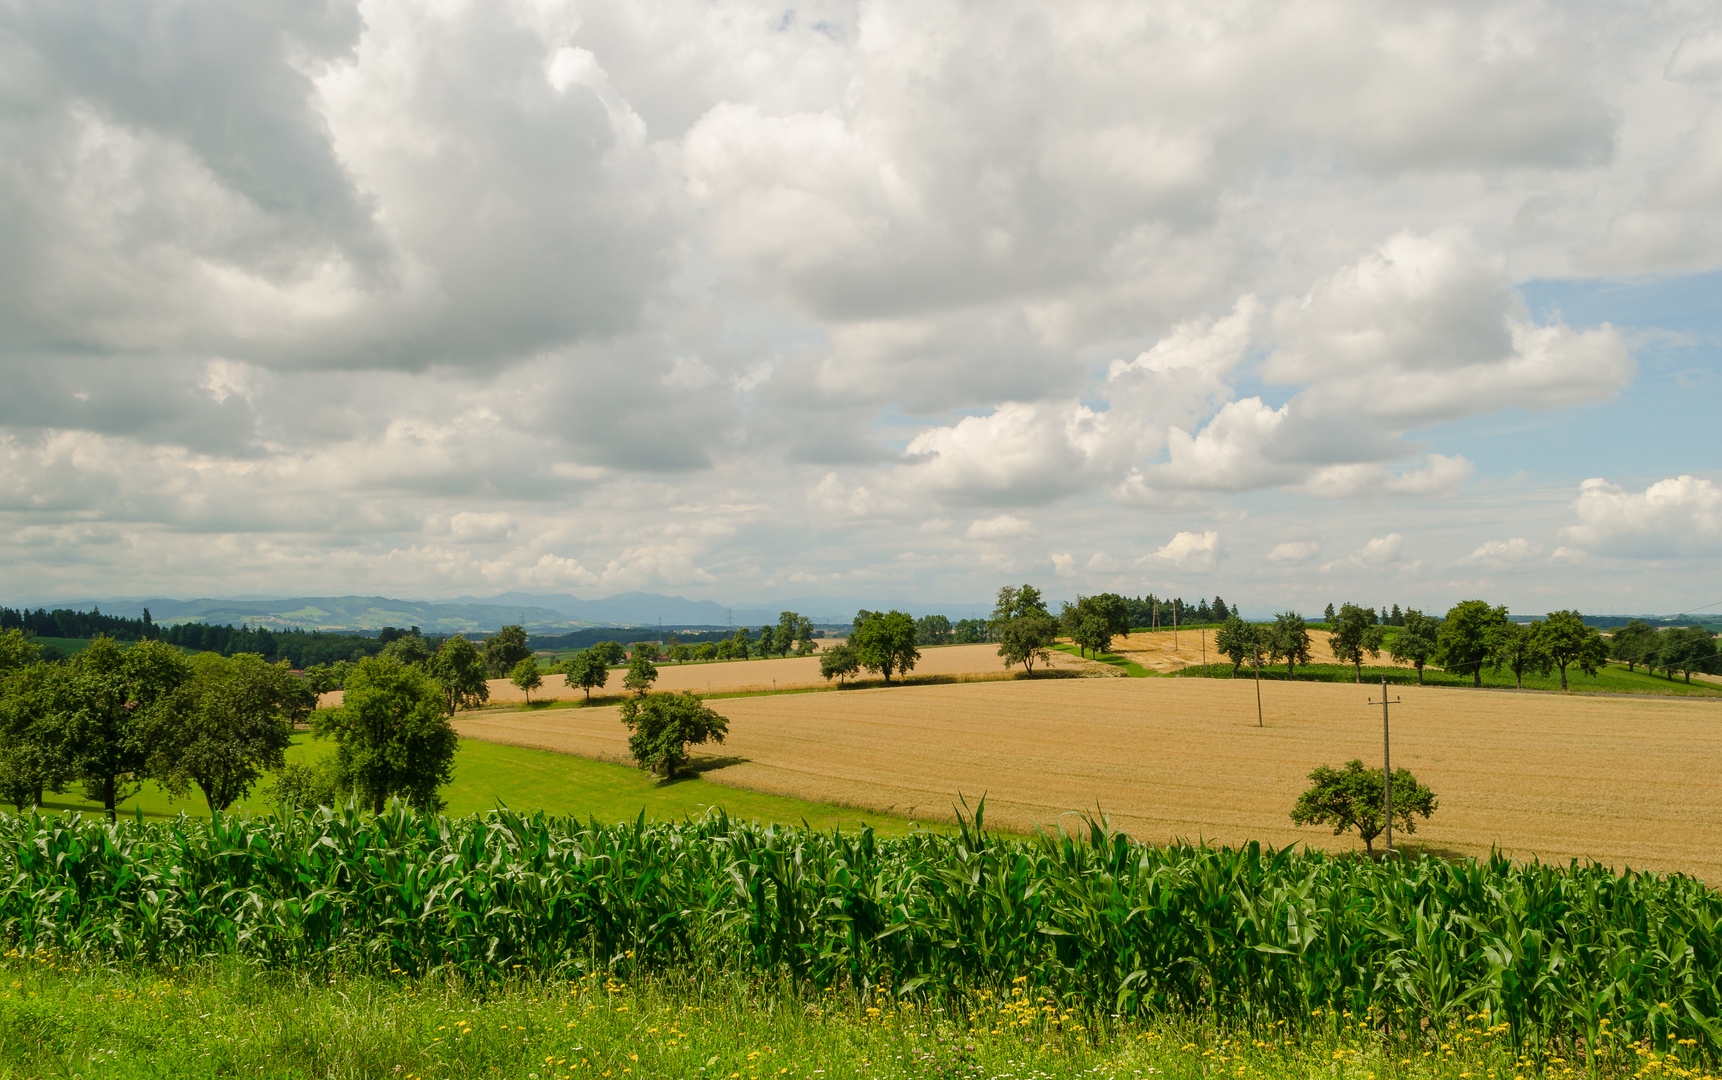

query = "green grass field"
[[0, 956, 1607, 1080], [1051, 641, 1155, 677], [32, 733, 937, 834], [1179, 659, 1721, 695]]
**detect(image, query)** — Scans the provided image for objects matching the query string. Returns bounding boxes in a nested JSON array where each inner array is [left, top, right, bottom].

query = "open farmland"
[[321, 642, 1109, 708], [1111, 627, 1416, 672], [458, 675, 1722, 881]]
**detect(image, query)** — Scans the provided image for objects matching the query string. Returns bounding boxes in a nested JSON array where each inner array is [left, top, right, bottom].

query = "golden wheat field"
[[1112, 628, 1415, 672], [314, 643, 1106, 707], [456, 676, 1722, 881]]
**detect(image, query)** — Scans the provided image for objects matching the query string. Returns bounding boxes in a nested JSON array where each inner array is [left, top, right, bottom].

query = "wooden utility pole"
[[1253, 636, 1263, 727], [1369, 677, 1402, 854]]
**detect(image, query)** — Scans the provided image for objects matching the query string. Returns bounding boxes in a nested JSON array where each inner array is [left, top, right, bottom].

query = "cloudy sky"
[[1, 0, 1718, 617]]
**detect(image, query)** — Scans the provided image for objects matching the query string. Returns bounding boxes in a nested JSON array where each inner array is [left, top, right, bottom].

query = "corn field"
[[2, 804, 1720, 1057]]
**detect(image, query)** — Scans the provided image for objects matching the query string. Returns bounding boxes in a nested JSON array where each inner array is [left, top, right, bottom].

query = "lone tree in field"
[[429, 635, 490, 715], [313, 656, 458, 814], [623, 649, 660, 696], [1438, 600, 1508, 688], [1290, 760, 1438, 856], [819, 642, 861, 686], [993, 584, 1058, 675], [1532, 610, 1609, 691], [621, 692, 728, 779], [483, 625, 532, 678], [510, 657, 544, 704], [850, 609, 920, 684], [1388, 609, 1441, 685], [564, 649, 610, 702], [1329, 603, 1385, 683], [1267, 611, 1313, 676]]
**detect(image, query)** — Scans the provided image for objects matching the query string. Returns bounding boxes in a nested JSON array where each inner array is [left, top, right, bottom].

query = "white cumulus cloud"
[[1562, 476, 1722, 558]]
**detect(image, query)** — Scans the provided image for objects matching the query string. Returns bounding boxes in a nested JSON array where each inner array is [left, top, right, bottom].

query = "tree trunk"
[[1473, 668, 1482, 689], [373, 791, 386, 815], [1559, 662, 1569, 691], [1416, 664, 1424, 686], [1354, 660, 1362, 684], [1362, 833, 1374, 856], [102, 775, 116, 821], [31, 783, 42, 808]]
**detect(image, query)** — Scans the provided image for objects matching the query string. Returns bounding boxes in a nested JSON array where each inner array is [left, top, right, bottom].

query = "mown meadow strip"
[[2, 804, 1721, 1068]]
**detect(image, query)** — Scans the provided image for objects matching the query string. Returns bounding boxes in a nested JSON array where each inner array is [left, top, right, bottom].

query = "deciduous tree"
[[1268, 612, 1313, 676], [154, 652, 314, 812], [1389, 609, 1441, 685], [428, 635, 490, 715], [564, 649, 611, 703], [992, 586, 1057, 676], [1214, 615, 1258, 677], [312, 656, 457, 814], [593, 641, 628, 666], [623, 650, 660, 695], [1531, 610, 1608, 691], [483, 625, 531, 678], [0, 661, 69, 810], [1290, 760, 1438, 856], [47, 637, 192, 819], [776, 612, 813, 656], [819, 642, 861, 686], [621, 692, 728, 780], [1489, 620, 1547, 689], [915, 614, 953, 647], [1438, 600, 1508, 688], [510, 657, 544, 704], [1609, 620, 1658, 673], [850, 610, 920, 684], [1657, 626, 1718, 684], [1329, 604, 1385, 684]]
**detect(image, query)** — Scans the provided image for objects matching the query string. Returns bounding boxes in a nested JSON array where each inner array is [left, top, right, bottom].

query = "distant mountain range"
[[34, 596, 591, 634], [16, 592, 991, 633]]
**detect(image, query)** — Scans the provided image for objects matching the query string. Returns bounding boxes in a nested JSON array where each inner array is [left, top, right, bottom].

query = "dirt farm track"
[[457, 676, 1722, 882]]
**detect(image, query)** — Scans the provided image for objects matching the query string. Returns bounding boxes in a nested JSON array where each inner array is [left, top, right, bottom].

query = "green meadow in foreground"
[[34, 733, 932, 835], [0, 957, 1696, 1080]]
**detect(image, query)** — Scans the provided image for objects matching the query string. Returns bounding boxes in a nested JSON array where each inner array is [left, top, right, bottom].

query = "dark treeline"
[[1123, 594, 1234, 628], [0, 604, 438, 668], [0, 605, 158, 641], [152, 624, 436, 668]]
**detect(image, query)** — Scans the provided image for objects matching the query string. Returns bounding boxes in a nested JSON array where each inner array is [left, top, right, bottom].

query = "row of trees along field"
[[1209, 602, 1718, 687], [0, 627, 487, 818]]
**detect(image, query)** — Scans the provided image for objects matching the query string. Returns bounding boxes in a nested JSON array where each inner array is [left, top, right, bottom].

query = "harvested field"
[[1112, 628, 1413, 673], [321, 643, 1108, 708], [457, 677, 1722, 881]]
